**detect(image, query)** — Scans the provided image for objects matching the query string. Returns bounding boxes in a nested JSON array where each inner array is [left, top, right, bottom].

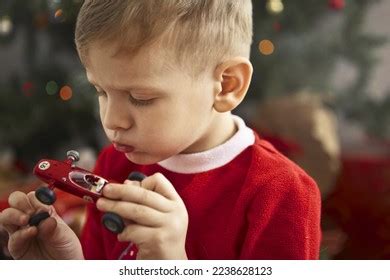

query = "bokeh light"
[[54, 9, 63, 19], [259, 39, 275, 55], [46, 81, 59, 95], [59, 85, 73, 101], [0, 16, 13, 36], [266, 0, 284, 15], [22, 81, 34, 96]]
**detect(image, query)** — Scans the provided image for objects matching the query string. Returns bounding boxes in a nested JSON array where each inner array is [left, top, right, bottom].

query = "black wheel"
[[28, 211, 50, 227], [102, 212, 125, 233], [128, 171, 146, 182], [35, 187, 56, 205]]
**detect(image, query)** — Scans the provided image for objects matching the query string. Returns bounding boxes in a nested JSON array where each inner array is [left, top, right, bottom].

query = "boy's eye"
[[94, 89, 153, 107], [128, 95, 154, 107]]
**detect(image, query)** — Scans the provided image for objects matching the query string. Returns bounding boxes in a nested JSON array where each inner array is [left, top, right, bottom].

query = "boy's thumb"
[[37, 216, 57, 239]]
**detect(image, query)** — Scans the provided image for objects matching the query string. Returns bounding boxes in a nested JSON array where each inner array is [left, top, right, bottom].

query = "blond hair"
[[75, 0, 253, 77]]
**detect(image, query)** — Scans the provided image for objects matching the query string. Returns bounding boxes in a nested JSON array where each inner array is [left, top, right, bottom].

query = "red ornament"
[[22, 81, 33, 91], [22, 81, 34, 96], [273, 22, 282, 32], [329, 0, 345, 10]]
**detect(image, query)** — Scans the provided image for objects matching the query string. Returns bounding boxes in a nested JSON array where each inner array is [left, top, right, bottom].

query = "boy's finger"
[[141, 173, 180, 201], [8, 191, 35, 215], [0, 208, 29, 234], [97, 198, 164, 227], [124, 179, 142, 187], [103, 183, 171, 212], [2, 224, 18, 235], [117, 223, 153, 243], [8, 227, 37, 259], [36, 217, 58, 240]]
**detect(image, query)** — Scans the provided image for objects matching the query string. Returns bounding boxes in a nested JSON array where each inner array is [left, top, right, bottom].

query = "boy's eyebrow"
[[88, 78, 164, 93]]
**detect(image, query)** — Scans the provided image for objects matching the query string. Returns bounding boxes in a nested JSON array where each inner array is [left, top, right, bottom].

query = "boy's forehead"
[[85, 43, 175, 88]]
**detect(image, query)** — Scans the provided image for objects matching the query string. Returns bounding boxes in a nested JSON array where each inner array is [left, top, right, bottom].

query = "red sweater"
[[81, 123, 321, 260]]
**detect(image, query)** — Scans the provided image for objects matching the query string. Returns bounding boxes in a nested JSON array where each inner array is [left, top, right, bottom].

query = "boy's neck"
[[182, 112, 237, 154]]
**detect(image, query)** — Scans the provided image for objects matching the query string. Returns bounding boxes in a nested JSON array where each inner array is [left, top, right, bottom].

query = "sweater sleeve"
[[240, 171, 322, 259], [80, 147, 109, 260]]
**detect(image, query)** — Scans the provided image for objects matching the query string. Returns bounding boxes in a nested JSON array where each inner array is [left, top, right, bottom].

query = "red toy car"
[[31, 150, 145, 233]]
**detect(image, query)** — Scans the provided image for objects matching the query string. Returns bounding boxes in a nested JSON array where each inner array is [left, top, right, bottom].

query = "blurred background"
[[0, 0, 389, 259]]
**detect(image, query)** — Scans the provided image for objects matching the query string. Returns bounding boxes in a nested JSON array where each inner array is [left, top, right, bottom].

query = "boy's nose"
[[103, 101, 133, 131]]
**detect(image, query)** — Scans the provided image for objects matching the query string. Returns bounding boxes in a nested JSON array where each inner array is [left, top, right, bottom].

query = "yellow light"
[[0, 16, 13, 35], [259, 39, 275, 56], [266, 0, 284, 15], [60, 86, 73, 101]]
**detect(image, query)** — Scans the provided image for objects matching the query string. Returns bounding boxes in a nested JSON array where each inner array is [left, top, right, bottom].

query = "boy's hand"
[[96, 173, 189, 260], [0, 224, 11, 258], [0, 191, 83, 259]]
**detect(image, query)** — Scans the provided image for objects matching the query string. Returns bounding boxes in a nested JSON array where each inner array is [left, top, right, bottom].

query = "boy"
[[0, 0, 321, 259]]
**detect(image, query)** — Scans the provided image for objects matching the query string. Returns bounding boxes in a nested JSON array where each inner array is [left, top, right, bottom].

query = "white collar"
[[157, 115, 255, 174]]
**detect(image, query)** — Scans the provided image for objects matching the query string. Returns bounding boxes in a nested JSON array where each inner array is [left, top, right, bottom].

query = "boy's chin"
[[124, 151, 163, 165]]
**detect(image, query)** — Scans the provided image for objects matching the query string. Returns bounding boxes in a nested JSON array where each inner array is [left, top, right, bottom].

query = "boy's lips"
[[113, 142, 135, 153]]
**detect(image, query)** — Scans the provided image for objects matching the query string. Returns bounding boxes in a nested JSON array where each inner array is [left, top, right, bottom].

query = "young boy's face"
[[85, 42, 220, 165]]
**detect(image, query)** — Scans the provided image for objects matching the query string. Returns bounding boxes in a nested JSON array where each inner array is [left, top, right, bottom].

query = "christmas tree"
[[0, 0, 101, 168], [0, 0, 388, 169]]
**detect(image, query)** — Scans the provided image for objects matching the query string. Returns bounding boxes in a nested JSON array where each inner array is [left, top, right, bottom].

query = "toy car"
[[31, 150, 146, 233]]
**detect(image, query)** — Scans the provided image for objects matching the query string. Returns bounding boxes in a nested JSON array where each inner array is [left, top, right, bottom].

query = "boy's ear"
[[213, 57, 253, 112]]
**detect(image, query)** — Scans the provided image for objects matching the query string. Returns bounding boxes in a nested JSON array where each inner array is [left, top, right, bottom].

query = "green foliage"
[[0, 0, 98, 167], [0, 67, 100, 166]]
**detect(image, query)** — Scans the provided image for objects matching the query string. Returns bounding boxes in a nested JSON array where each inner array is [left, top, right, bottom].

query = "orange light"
[[60, 86, 73, 101], [259, 39, 275, 55], [54, 9, 63, 19]]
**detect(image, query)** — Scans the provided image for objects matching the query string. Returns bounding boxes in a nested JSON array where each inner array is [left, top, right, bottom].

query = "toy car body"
[[31, 151, 145, 233], [33, 158, 108, 203]]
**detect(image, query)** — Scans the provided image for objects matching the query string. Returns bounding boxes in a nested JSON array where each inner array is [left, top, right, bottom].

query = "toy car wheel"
[[35, 187, 56, 205], [102, 212, 125, 233], [128, 171, 146, 182]]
